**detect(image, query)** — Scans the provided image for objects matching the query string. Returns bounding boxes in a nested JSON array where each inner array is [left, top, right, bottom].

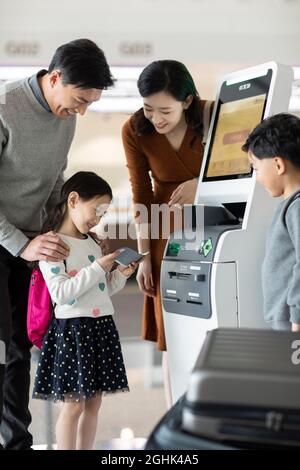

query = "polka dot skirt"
[[33, 315, 129, 402]]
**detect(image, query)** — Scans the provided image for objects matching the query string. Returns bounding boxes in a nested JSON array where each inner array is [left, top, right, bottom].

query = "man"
[[0, 38, 113, 449]]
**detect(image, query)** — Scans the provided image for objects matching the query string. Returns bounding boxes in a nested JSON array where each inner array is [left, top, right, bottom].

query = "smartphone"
[[115, 248, 149, 266]]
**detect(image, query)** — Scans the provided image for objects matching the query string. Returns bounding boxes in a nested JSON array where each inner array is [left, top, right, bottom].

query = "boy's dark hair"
[[134, 60, 203, 137], [42, 171, 113, 233], [242, 113, 300, 169], [48, 39, 114, 90]]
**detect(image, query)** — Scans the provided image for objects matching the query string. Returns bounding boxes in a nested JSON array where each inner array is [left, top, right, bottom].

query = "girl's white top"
[[39, 234, 127, 319]]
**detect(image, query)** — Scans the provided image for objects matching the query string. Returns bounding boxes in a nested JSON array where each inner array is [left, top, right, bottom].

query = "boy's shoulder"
[[282, 190, 300, 225]]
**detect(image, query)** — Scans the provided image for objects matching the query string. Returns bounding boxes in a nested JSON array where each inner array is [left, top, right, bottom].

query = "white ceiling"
[[1, 0, 300, 65]]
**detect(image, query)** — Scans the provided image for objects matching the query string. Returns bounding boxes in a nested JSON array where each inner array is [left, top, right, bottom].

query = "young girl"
[[32, 171, 136, 450]]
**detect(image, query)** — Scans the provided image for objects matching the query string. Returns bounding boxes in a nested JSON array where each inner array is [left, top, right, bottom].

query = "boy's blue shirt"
[[262, 188, 300, 329]]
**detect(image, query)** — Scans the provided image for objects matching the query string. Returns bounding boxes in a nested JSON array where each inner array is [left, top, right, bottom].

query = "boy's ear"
[[274, 157, 286, 176]]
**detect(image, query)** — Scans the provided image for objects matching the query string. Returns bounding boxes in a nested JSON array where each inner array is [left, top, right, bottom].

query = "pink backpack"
[[27, 268, 53, 349]]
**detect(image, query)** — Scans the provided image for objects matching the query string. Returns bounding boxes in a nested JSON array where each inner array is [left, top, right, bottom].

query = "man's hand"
[[19, 231, 70, 262]]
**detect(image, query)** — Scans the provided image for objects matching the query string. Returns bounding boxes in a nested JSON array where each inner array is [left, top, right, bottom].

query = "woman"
[[122, 61, 213, 398]]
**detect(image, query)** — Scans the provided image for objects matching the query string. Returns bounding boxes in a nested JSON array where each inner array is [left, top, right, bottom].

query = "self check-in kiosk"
[[161, 62, 294, 403]]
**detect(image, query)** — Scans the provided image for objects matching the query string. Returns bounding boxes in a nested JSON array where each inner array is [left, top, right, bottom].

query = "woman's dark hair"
[[134, 60, 203, 137], [48, 39, 114, 90], [42, 171, 113, 233], [242, 113, 300, 169]]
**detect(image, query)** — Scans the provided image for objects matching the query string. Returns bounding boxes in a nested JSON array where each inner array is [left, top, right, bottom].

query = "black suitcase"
[[146, 396, 237, 450], [182, 328, 300, 449]]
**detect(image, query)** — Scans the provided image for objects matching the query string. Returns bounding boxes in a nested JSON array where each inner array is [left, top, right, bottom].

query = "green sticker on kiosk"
[[168, 242, 181, 256], [201, 238, 213, 257]]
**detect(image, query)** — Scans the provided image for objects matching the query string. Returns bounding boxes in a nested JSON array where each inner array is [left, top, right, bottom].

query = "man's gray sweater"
[[262, 189, 300, 330], [0, 78, 76, 256]]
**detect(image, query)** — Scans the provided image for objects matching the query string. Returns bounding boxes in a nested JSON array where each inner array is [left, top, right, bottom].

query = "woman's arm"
[[122, 119, 155, 217], [122, 119, 155, 296]]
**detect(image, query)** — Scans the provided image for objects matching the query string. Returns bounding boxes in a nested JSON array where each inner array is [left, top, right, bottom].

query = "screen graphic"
[[205, 94, 266, 179]]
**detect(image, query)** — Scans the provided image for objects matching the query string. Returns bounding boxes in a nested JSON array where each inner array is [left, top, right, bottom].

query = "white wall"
[[66, 113, 129, 190]]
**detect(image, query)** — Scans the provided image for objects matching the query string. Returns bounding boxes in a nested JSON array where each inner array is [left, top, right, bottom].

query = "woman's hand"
[[136, 256, 155, 297], [168, 178, 198, 207], [97, 251, 120, 272], [118, 262, 138, 278]]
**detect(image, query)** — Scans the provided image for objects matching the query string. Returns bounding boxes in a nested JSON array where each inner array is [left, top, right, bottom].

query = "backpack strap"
[[52, 259, 67, 311], [282, 190, 300, 228], [88, 232, 101, 247]]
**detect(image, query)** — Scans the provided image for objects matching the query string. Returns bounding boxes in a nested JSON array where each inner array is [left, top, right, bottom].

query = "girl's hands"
[[97, 251, 120, 272], [136, 256, 155, 297], [168, 178, 198, 207], [117, 262, 138, 278]]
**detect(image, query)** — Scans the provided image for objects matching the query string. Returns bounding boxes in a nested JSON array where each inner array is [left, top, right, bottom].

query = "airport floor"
[[29, 282, 167, 450]]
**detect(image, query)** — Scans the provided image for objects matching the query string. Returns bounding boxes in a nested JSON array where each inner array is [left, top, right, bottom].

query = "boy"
[[242, 113, 300, 333]]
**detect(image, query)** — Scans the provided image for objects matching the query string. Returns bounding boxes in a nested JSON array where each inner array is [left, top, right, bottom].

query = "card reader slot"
[[163, 297, 180, 303], [186, 299, 203, 305], [168, 271, 205, 282], [168, 272, 191, 280]]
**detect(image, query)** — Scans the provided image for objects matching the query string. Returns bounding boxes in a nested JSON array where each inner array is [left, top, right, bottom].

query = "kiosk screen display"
[[203, 70, 272, 181]]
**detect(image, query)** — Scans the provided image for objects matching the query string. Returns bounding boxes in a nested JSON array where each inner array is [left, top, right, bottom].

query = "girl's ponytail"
[[41, 200, 67, 234]]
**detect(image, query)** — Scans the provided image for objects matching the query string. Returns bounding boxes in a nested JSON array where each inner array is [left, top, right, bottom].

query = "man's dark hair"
[[242, 113, 300, 169], [48, 39, 114, 90]]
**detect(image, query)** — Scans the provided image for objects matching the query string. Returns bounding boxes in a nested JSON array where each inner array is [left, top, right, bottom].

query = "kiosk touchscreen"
[[203, 74, 271, 181], [161, 63, 294, 403]]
